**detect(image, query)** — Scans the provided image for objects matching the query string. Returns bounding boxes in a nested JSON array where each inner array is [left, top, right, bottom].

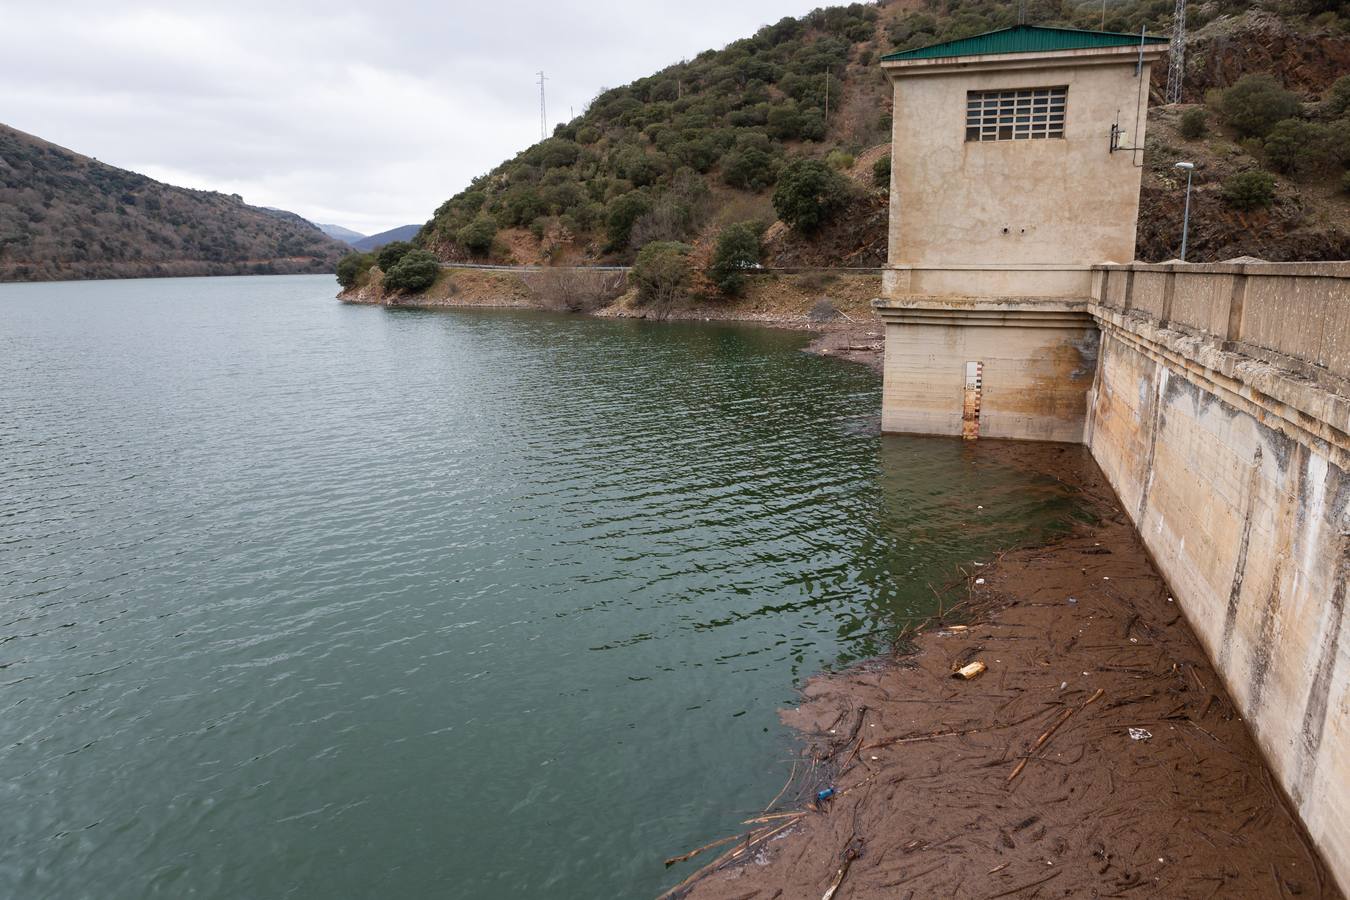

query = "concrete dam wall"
[[1086, 261, 1349, 882], [874, 260, 1349, 886]]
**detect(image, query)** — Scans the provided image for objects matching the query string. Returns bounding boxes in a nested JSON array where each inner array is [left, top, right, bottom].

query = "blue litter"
[[816, 787, 835, 803]]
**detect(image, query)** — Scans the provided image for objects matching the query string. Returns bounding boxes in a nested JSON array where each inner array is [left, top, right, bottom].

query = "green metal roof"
[[881, 25, 1166, 62]]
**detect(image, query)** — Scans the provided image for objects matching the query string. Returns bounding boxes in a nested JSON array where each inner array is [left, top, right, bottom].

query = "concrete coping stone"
[[873, 296, 1090, 311], [1093, 260, 1350, 278]]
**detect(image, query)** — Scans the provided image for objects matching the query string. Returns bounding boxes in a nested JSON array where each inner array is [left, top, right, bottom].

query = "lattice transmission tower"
[[1166, 0, 1186, 104], [537, 71, 548, 140]]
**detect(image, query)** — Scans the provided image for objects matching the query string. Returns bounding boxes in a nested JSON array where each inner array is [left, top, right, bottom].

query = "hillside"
[[402, 0, 1348, 274], [352, 224, 421, 252], [319, 223, 366, 245], [0, 124, 348, 282]]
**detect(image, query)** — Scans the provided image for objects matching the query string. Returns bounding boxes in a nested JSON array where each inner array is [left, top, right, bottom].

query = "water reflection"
[[0, 278, 1082, 900]]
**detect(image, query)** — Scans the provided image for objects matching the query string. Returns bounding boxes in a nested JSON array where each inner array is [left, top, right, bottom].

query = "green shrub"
[[1324, 74, 1350, 118], [1215, 75, 1301, 138], [522, 137, 580, 170], [825, 149, 855, 171], [1262, 119, 1341, 176], [335, 251, 375, 288], [872, 154, 891, 187], [1178, 108, 1208, 140], [605, 191, 651, 249], [376, 240, 415, 271], [456, 216, 497, 255], [707, 223, 761, 295], [631, 241, 692, 312], [772, 157, 852, 231], [498, 186, 547, 227], [383, 249, 441, 293], [1221, 170, 1277, 211], [766, 102, 826, 142], [721, 147, 779, 191]]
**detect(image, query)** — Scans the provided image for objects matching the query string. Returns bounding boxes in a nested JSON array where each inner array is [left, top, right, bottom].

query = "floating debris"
[[953, 661, 987, 680]]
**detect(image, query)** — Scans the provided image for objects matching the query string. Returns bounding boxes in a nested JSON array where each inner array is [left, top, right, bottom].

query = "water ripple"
[[0, 276, 1079, 900]]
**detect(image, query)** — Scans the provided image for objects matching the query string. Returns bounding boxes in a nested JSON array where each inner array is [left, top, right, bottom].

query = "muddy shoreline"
[[669, 441, 1341, 900]]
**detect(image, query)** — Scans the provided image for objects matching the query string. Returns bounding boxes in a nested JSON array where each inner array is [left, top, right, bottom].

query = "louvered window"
[[965, 87, 1067, 142]]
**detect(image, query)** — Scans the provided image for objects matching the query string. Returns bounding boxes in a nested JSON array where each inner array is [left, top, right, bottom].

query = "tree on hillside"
[[707, 223, 762, 295], [336, 251, 375, 288], [1178, 109, 1208, 140], [772, 158, 851, 232], [1221, 171, 1277, 210], [377, 240, 415, 271], [631, 241, 692, 317], [1215, 75, 1301, 138], [872, 154, 891, 187], [605, 191, 652, 250], [383, 249, 440, 293], [457, 216, 497, 256]]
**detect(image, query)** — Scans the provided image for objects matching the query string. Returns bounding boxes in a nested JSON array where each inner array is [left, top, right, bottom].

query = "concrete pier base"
[[872, 297, 1098, 443]]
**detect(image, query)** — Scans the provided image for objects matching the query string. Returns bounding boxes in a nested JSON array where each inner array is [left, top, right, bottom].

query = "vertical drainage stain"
[[1292, 533, 1349, 810], [962, 360, 983, 441], [1220, 444, 1263, 667], [1134, 365, 1168, 525], [1248, 444, 1306, 715]]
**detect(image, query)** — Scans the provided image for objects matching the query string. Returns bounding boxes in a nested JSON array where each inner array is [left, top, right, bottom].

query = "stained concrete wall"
[[875, 299, 1098, 442], [883, 46, 1163, 298], [1087, 261, 1350, 890]]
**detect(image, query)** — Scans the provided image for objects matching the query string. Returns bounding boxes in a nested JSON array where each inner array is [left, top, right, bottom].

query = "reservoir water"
[[0, 275, 1081, 898]]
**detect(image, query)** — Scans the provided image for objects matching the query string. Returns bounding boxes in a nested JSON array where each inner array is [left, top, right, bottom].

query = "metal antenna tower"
[[1017, 0, 1028, 25], [1166, 0, 1186, 104], [537, 71, 548, 140]]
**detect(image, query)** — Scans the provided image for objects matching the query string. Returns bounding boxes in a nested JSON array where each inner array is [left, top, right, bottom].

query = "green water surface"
[[0, 275, 1081, 898]]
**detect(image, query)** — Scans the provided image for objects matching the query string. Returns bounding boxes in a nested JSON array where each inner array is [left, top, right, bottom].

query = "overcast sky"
[[1, 1, 827, 235]]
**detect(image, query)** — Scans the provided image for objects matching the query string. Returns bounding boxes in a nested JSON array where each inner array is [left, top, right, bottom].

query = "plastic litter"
[[953, 661, 987, 680], [1128, 727, 1152, 741], [816, 787, 835, 803]]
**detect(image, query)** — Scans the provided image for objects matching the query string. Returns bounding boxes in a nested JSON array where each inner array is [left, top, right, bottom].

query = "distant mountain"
[[318, 223, 366, 245], [352, 224, 421, 252], [0, 123, 349, 282]]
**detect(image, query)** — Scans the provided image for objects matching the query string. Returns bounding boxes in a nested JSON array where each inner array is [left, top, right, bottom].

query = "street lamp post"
[[1174, 161, 1195, 262]]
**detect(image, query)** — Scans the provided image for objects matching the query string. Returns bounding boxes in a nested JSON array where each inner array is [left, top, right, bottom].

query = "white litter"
[[1128, 728, 1152, 741], [975, 578, 986, 585]]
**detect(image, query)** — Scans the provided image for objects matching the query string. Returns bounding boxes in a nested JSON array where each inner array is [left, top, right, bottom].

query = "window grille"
[[965, 87, 1067, 142]]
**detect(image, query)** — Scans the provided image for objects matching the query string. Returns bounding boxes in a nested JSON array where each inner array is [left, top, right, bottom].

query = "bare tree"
[[522, 267, 627, 313]]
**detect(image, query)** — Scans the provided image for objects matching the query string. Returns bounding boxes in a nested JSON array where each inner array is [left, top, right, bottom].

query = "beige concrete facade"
[[882, 44, 1165, 299], [872, 35, 1347, 884], [874, 298, 1098, 441], [1085, 261, 1350, 893]]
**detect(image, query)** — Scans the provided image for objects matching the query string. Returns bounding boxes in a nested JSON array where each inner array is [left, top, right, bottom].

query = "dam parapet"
[[1086, 260, 1349, 882], [875, 261, 1349, 887]]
